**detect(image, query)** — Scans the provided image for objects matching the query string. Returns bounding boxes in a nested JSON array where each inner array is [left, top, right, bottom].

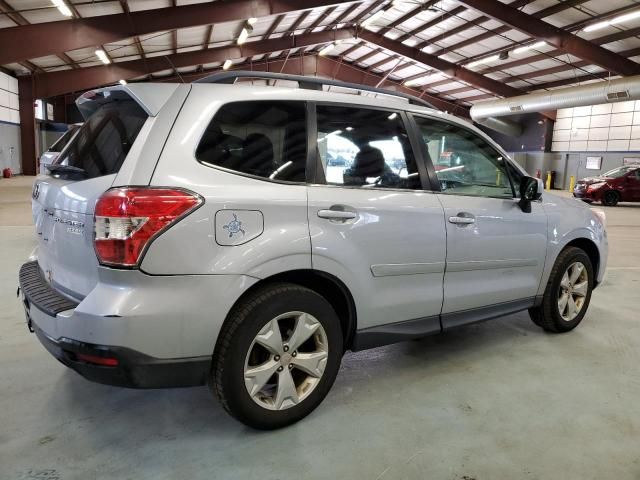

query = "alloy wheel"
[[557, 261, 588, 321], [244, 311, 329, 410]]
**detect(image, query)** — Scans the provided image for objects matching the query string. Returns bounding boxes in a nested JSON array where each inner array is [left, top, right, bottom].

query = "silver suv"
[[19, 72, 608, 429]]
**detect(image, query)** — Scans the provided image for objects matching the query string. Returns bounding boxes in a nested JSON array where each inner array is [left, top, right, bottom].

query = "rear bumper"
[[18, 260, 257, 388], [32, 323, 210, 388]]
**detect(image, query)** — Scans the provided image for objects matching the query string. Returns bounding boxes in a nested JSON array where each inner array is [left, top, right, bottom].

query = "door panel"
[[409, 113, 547, 323], [438, 194, 547, 315], [309, 104, 446, 331], [626, 171, 640, 201], [308, 187, 446, 330]]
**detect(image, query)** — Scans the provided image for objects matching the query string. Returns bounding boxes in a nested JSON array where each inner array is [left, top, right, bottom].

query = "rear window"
[[48, 125, 80, 153], [195, 101, 307, 183], [53, 91, 148, 179]]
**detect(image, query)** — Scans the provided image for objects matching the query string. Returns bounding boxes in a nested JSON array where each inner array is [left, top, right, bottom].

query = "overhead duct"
[[470, 75, 640, 121]]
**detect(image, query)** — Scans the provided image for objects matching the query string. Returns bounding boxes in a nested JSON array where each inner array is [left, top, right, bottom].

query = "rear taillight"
[[94, 187, 203, 267]]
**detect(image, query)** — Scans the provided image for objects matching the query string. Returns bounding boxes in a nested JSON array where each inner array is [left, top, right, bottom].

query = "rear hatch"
[[32, 88, 150, 300]]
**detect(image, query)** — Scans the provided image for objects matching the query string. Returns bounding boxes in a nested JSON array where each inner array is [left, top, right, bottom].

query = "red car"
[[573, 165, 640, 206]]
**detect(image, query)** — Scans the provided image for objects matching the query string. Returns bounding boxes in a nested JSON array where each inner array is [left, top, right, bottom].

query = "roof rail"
[[194, 70, 435, 110]]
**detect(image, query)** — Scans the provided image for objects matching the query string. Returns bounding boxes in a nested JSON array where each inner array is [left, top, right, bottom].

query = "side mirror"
[[519, 176, 541, 213]]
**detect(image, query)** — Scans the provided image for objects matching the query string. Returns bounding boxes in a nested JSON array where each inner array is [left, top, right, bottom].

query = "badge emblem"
[[32, 183, 40, 200], [223, 213, 245, 238]]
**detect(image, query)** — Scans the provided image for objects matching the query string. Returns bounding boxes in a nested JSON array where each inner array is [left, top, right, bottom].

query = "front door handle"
[[448, 215, 475, 225], [318, 209, 357, 220]]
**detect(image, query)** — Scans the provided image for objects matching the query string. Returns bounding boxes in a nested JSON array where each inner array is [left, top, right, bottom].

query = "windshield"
[[602, 166, 636, 178], [53, 91, 148, 179]]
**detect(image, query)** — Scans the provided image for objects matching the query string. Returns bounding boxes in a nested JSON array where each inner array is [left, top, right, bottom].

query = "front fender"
[[539, 194, 608, 294]]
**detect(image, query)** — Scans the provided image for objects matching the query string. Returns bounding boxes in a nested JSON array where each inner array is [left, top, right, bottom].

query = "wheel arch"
[[563, 237, 600, 280], [224, 269, 358, 350]]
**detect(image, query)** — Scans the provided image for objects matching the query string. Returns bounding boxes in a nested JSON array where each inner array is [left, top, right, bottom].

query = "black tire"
[[528, 247, 594, 333], [602, 190, 619, 207], [211, 283, 343, 430]]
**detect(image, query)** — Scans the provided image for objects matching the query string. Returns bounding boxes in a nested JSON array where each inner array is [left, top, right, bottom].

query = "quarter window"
[[414, 116, 514, 198], [196, 101, 307, 182], [316, 105, 422, 190]]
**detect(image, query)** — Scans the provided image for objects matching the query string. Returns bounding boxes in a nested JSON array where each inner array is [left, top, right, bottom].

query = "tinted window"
[[48, 125, 80, 153], [316, 106, 421, 190], [55, 93, 147, 179], [196, 101, 307, 182], [414, 116, 514, 198], [603, 166, 635, 178]]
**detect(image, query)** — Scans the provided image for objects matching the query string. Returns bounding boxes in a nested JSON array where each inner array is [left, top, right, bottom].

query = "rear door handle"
[[318, 209, 357, 220], [448, 215, 475, 225]]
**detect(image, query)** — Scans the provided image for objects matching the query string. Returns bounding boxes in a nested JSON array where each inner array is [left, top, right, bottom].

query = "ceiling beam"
[[357, 30, 522, 98], [33, 29, 356, 98], [154, 54, 469, 117], [424, 25, 640, 95], [423, 0, 584, 55], [0, 0, 360, 66], [456, 0, 640, 77], [430, 1, 639, 63]]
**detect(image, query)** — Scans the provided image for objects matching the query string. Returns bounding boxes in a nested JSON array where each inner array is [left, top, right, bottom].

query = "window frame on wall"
[[408, 113, 518, 199], [307, 101, 436, 192], [194, 100, 313, 185]]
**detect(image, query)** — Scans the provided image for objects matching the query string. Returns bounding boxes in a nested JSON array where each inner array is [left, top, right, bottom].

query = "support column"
[[18, 75, 37, 175]]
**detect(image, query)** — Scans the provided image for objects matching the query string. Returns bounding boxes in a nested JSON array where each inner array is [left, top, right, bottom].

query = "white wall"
[[0, 71, 21, 173], [551, 100, 640, 152], [0, 71, 19, 125]]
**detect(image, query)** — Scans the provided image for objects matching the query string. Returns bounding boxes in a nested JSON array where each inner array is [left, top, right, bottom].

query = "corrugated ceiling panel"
[[6, 0, 68, 23], [127, 0, 172, 12]]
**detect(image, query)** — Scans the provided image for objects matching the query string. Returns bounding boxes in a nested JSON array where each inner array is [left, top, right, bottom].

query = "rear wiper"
[[46, 164, 87, 176]]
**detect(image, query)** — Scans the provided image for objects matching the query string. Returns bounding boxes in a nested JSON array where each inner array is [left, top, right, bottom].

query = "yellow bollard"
[[569, 175, 576, 192], [545, 172, 552, 190]]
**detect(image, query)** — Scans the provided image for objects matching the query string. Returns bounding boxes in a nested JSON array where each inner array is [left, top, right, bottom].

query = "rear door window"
[[54, 91, 148, 179], [195, 101, 307, 183], [315, 105, 422, 190]]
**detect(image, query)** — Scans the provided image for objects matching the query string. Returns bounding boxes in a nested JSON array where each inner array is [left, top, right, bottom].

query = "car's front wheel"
[[529, 247, 594, 333], [602, 190, 619, 206], [211, 283, 343, 429]]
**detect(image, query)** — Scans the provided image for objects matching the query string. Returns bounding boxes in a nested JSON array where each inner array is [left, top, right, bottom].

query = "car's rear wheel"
[[529, 247, 594, 333], [211, 283, 343, 429], [602, 190, 619, 206]]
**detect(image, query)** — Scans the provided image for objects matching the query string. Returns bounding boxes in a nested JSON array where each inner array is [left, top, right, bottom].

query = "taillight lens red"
[[94, 187, 203, 267]]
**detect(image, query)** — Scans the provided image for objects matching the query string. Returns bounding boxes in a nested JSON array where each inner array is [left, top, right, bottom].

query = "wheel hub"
[[243, 311, 329, 411], [557, 261, 588, 322]]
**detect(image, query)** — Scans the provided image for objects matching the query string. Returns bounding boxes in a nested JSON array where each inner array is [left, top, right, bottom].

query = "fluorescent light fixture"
[[95, 49, 111, 64], [467, 54, 499, 68], [52, 0, 72, 17], [387, 112, 398, 120], [583, 20, 610, 33], [319, 43, 336, 56], [118, 79, 127, 85], [223, 59, 233, 70], [512, 41, 547, 55], [238, 28, 250, 45], [584, 9, 640, 32]]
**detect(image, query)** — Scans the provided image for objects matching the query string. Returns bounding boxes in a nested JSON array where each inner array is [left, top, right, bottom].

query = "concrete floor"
[[1, 175, 639, 480]]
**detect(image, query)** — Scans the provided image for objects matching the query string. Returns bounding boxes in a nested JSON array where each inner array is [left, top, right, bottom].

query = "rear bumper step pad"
[[18, 261, 79, 317]]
